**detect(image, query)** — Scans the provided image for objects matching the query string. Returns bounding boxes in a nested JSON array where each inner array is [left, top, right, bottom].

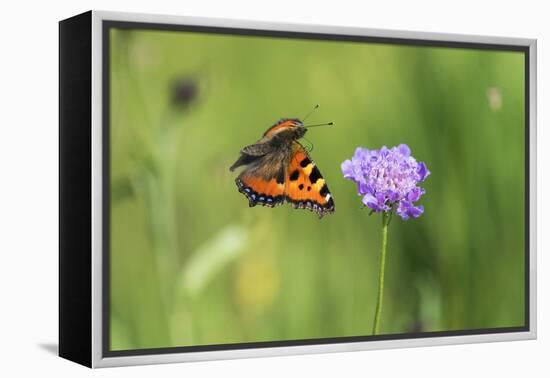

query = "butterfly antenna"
[[304, 122, 334, 128], [301, 104, 320, 123]]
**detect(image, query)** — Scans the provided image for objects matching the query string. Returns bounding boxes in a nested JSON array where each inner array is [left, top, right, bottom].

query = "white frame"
[[90, 10, 537, 368]]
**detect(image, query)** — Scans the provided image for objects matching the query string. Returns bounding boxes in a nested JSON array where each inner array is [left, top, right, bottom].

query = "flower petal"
[[362, 193, 380, 210], [353, 147, 370, 161], [406, 187, 424, 202], [417, 162, 430, 181], [397, 201, 424, 220], [398, 144, 411, 157], [358, 181, 370, 196], [341, 159, 354, 179]]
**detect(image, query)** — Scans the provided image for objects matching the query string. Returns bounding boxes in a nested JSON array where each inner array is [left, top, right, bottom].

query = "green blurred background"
[[108, 27, 525, 351]]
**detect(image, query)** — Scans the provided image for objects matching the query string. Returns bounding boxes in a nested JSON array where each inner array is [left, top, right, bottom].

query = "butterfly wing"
[[229, 140, 274, 172], [236, 174, 286, 208], [234, 147, 288, 208], [284, 143, 335, 218]]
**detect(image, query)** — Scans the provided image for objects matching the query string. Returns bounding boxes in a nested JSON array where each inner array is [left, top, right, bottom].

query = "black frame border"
[[101, 19, 531, 358], [59, 11, 93, 367]]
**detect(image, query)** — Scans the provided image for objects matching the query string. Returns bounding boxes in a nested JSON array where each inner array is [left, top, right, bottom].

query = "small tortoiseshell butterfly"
[[230, 112, 335, 218]]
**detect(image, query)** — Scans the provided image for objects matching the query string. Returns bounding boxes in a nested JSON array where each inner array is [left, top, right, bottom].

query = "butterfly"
[[230, 117, 335, 218]]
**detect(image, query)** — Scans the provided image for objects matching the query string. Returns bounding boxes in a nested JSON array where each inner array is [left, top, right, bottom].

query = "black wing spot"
[[307, 186, 311, 191], [299, 157, 312, 168], [289, 170, 300, 181], [320, 184, 329, 196], [298, 184, 304, 190], [309, 166, 322, 184]]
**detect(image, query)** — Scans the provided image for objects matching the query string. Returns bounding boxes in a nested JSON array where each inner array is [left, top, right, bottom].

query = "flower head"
[[341, 144, 430, 220], [171, 77, 199, 109]]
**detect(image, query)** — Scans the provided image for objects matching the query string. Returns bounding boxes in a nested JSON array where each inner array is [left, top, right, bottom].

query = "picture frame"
[[59, 10, 537, 368]]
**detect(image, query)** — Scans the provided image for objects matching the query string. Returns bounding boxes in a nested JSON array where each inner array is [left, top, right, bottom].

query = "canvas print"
[[107, 25, 526, 353]]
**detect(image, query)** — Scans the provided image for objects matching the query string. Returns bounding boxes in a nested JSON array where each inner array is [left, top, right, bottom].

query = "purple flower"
[[341, 144, 430, 220]]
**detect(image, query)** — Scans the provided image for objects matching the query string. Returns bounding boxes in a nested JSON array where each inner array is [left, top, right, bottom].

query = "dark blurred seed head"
[[171, 77, 199, 109]]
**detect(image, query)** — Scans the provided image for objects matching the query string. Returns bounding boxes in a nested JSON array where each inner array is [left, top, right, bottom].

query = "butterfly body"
[[230, 118, 335, 218]]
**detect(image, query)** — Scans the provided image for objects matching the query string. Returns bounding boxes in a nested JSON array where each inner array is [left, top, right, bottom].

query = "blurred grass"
[[109, 28, 525, 350]]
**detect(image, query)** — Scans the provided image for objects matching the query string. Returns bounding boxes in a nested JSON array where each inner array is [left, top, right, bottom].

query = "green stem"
[[372, 211, 391, 335]]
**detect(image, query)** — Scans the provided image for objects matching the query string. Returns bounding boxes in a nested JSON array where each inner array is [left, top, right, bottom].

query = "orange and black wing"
[[284, 143, 335, 218], [236, 174, 286, 208]]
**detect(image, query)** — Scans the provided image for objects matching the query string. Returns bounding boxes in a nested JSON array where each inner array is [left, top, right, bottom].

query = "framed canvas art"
[[59, 10, 537, 368]]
